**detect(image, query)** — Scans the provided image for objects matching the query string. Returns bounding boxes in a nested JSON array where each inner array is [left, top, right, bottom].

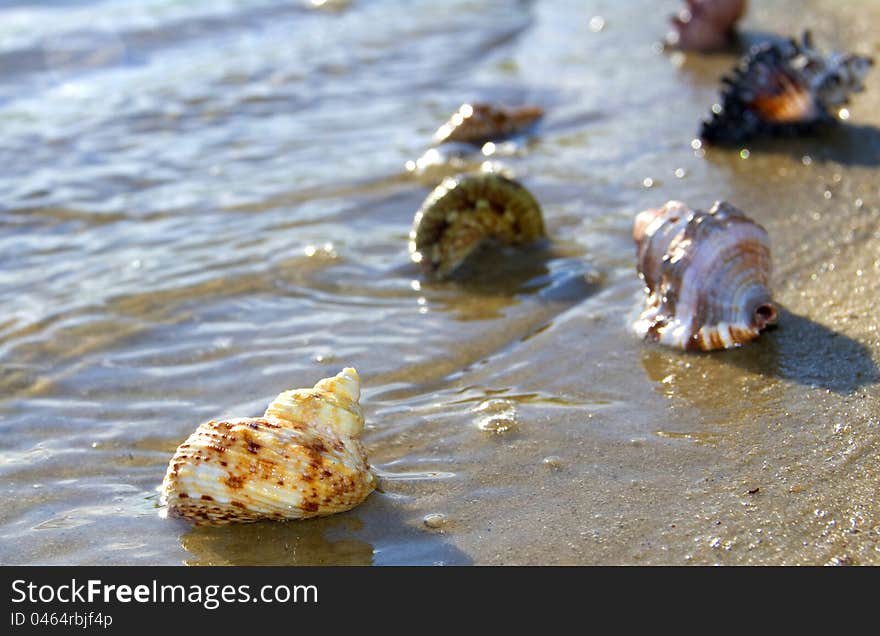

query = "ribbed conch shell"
[[633, 200, 777, 351], [409, 173, 546, 279], [666, 0, 746, 52], [433, 102, 544, 146], [161, 368, 376, 525], [701, 32, 873, 143]]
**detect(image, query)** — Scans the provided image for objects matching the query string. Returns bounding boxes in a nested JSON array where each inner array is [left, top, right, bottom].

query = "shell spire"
[[700, 32, 873, 144], [409, 173, 546, 279], [161, 368, 375, 525], [266, 367, 363, 438], [633, 200, 777, 351]]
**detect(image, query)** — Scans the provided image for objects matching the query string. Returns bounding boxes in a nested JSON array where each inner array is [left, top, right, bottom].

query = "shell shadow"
[[445, 241, 599, 299], [414, 241, 603, 321], [767, 123, 880, 168], [641, 306, 878, 402], [699, 116, 880, 167], [746, 306, 880, 392], [178, 494, 473, 565]]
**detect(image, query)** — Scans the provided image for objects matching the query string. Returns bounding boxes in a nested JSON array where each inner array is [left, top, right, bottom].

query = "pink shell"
[[633, 200, 777, 351], [667, 0, 746, 51]]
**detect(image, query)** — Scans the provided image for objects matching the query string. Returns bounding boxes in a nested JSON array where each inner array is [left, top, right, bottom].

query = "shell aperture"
[[409, 173, 546, 279]]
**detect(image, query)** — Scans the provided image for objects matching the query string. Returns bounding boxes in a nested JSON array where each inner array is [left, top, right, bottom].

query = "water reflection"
[[181, 516, 373, 566], [641, 340, 780, 419], [179, 492, 474, 565], [641, 306, 878, 409]]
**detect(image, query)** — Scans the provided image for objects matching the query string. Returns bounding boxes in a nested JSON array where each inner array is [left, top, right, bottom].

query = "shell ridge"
[[410, 173, 545, 278]]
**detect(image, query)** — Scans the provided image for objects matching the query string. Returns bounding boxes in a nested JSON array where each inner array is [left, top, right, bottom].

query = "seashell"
[[666, 0, 746, 52], [701, 32, 873, 144], [161, 368, 376, 525], [633, 200, 777, 351], [409, 173, 546, 279], [433, 102, 544, 146]]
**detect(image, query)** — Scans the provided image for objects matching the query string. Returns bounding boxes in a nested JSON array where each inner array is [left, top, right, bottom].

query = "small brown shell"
[[433, 103, 544, 146], [633, 200, 777, 351], [701, 32, 873, 143], [667, 0, 746, 52], [161, 368, 375, 525], [409, 173, 546, 279]]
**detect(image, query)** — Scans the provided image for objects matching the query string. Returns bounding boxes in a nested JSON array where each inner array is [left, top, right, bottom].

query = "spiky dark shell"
[[700, 37, 831, 144], [699, 30, 875, 144]]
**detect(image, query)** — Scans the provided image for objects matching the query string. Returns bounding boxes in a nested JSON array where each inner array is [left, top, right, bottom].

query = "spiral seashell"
[[409, 173, 546, 279], [433, 102, 544, 146], [161, 368, 376, 525], [633, 200, 777, 351], [701, 32, 873, 143], [666, 0, 746, 52]]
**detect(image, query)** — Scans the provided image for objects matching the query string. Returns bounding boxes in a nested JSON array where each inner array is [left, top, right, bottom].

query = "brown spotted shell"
[[433, 102, 544, 146], [667, 0, 746, 51], [633, 200, 777, 351], [161, 368, 375, 525], [409, 173, 546, 279]]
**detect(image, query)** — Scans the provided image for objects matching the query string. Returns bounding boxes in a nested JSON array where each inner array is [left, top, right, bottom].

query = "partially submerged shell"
[[161, 368, 375, 525], [701, 32, 873, 143], [409, 173, 546, 279], [633, 200, 777, 351], [433, 102, 544, 146], [666, 0, 747, 52]]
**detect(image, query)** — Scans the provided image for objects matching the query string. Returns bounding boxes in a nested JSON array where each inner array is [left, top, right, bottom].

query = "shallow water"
[[2, 0, 879, 565]]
